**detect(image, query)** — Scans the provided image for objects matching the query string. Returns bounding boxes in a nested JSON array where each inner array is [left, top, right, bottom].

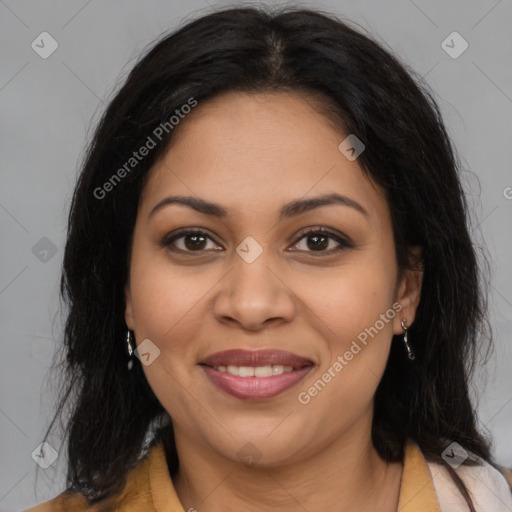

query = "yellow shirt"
[[25, 439, 441, 511]]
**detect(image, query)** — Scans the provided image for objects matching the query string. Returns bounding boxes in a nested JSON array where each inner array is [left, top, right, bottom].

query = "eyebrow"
[[148, 192, 369, 221]]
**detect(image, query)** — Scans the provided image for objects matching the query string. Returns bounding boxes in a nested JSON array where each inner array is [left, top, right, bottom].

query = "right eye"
[[161, 229, 223, 253]]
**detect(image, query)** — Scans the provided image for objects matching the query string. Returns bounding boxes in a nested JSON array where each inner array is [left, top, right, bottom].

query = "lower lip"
[[201, 365, 313, 400]]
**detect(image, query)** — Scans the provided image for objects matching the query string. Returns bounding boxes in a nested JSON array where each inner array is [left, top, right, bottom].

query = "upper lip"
[[200, 349, 314, 369]]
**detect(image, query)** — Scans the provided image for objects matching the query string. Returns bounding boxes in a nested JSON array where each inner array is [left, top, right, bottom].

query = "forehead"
[[139, 91, 387, 223]]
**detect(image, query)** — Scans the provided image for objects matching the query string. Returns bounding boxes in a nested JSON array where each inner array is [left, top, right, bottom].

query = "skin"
[[125, 91, 423, 512]]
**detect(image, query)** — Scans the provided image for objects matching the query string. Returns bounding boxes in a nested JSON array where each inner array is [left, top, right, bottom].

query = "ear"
[[393, 246, 423, 335], [125, 282, 135, 331]]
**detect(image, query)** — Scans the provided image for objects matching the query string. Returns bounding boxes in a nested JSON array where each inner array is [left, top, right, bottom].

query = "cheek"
[[292, 252, 397, 407], [294, 255, 397, 344], [128, 250, 214, 424], [129, 248, 214, 344]]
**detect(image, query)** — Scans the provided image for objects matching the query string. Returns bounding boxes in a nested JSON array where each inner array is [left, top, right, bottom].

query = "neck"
[[171, 419, 403, 512]]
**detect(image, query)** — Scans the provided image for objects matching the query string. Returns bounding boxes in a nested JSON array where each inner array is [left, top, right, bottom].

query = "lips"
[[200, 349, 313, 369], [199, 349, 314, 400]]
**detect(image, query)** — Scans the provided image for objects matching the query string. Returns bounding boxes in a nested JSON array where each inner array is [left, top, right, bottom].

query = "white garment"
[[427, 459, 512, 511]]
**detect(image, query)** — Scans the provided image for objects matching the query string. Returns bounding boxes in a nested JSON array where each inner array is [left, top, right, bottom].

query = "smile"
[[200, 364, 313, 400], [199, 348, 314, 400]]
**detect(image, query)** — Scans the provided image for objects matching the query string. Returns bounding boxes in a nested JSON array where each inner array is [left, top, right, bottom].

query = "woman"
[[25, 5, 512, 512]]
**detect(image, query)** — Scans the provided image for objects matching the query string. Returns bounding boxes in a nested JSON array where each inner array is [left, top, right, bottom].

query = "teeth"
[[255, 365, 273, 377], [238, 366, 255, 377], [215, 364, 294, 377], [227, 365, 239, 376]]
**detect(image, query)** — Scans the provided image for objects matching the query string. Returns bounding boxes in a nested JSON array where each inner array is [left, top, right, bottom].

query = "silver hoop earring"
[[126, 329, 135, 370], [401, 319, 415, 360]]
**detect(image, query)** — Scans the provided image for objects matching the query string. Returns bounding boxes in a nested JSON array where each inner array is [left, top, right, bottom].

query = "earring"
[[126, 329, 135, 370], [401, 319, 415, 360]]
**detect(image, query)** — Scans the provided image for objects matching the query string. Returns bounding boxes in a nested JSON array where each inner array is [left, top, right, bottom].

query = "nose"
[[212, 254, 297, 332]]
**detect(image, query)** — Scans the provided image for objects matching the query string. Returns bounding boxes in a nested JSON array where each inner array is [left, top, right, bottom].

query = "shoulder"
[[23, 446, 157, 512], [426, 457, 512, 511], [23, 491, 96, 512]]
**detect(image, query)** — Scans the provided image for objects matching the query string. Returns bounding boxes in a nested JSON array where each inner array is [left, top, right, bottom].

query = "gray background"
[[1, 0, 511, 510]]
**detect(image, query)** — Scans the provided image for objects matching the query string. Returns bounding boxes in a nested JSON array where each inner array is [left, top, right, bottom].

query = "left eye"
[[290, 228, 352, 254]]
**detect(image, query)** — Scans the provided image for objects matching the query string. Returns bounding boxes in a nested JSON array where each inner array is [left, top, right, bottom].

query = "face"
[[125, 91, 422, 467]]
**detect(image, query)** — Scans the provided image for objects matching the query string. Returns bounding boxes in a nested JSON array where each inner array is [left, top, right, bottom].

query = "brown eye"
[[161, 227, 353, 256], [305, 233, 330, 251], [290, 228, 353, 255], [183, 233, 207, 251], [161, 230, 222, 253]]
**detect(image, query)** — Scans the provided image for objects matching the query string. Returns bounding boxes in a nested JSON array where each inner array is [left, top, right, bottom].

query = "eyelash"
[[160, 227, 353, 256]]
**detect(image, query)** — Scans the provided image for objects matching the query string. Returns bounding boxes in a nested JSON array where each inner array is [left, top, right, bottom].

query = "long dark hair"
[[43, 5, 494, 510]]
